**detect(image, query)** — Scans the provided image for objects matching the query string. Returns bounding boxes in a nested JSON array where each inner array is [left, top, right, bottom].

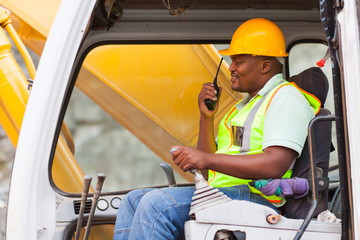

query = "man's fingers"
[[199, 87, 217, 102], [202, 83, 217, 92], [181, 163, 192, 172], [200, 92, 217, 101], [173, 147, 191, 170], [173, 154, 182, 165], [170, 146, 181, 154], [202, 82, 214, 89], [172, 147, 185, 165]]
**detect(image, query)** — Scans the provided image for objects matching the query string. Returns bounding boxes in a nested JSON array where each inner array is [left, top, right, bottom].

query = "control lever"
[[74, 175, 92, 240], [160, 162, 177, 187], [170, 147, 231, 216], [189, 168, 209, 190], [83, 173, 106, 240]]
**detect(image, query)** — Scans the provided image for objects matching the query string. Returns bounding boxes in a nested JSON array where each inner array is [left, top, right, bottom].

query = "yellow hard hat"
[[218, 18, 288, 57]]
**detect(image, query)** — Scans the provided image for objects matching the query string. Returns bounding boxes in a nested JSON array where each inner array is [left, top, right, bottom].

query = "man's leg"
[[113, 188, 155, 239], [113, 187, 195, 240], [114, 185, 277, 240], [219, 185, 279, 212]]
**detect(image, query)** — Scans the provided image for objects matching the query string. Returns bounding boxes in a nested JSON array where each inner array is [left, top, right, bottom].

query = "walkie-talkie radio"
[[205, 58, 223, 110]]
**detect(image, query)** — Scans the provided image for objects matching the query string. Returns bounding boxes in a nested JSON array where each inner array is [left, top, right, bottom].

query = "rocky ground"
[[0, 127, 14, 240]]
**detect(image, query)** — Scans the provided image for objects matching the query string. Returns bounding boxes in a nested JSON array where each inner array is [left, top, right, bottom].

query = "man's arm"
[[197, 116, 216, 154], [196, 83, 220, 178], [197, 82, 219, 153], [172, 145, 297, 180], [173, 85, 313, 180]]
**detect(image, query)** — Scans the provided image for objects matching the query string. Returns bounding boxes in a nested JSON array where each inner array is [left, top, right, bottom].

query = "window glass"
[[288, 43, 334, 114], [62, 88, 178, 192], [213, 44, 232, 65], [289, 42, 342, 218], [52, 43, 337, 194], [52, 44, 240, 193], [288, 43, 337, 168]]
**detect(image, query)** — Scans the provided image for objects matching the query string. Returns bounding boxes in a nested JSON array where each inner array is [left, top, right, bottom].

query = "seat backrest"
[[283, 67, 333, 219]]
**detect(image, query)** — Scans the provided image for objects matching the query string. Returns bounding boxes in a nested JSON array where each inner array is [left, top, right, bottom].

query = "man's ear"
[[260, 58, 272, 74]]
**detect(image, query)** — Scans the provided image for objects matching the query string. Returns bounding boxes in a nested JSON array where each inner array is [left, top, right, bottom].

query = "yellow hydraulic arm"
[[0, 7, 84, 193]]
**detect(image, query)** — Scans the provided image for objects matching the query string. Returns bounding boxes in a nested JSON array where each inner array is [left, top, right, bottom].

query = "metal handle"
[[293, 114, 336, 240], [83, 173, 106, 240], [160, 162, 177, 187], [74, 176, 92, 240]]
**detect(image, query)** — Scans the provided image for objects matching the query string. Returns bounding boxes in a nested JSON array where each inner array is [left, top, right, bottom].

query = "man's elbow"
[[264, 166, 289, 179], [262, 146, 297, 179]]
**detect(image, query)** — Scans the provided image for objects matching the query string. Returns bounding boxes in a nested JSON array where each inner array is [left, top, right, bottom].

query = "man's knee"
[[136, 188, 168, 211], [121, 188, 153, 210], [135, 188, 190, 216]]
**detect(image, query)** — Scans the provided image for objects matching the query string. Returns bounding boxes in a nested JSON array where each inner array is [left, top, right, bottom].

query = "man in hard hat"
[[113, 18, 320, 240]]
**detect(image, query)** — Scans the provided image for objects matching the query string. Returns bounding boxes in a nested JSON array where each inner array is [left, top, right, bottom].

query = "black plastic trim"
[[97, 198, 109, 211], [319, 0, 353, 239]]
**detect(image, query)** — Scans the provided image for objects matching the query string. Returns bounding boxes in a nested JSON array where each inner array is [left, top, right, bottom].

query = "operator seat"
[[284, 67, 333, 219]]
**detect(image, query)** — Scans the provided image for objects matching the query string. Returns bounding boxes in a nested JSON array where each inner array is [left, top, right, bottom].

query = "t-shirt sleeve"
[[262, 86, 315, 156]]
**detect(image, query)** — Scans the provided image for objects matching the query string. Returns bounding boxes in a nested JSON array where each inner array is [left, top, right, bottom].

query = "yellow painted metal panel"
[[84, 44, 240, 146], [0, 28, 29, 136], [76, 67, 194, 181], [6, 12, 47, 56], [71, 224, 114, 240], [78, 44, 241, 182], [0, 106, 18, 145], [52, 137, 86, 193], [0, 0, 61, 36]]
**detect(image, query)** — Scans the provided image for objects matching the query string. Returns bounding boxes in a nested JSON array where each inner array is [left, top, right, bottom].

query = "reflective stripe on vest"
[[208, 81, 321, 206]]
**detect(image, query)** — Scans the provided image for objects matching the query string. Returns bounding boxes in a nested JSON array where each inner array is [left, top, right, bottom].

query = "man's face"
[[229, 54, 264, 97]]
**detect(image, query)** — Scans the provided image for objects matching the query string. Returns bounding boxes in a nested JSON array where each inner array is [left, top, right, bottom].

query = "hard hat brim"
[[218, 48, 289, 57]]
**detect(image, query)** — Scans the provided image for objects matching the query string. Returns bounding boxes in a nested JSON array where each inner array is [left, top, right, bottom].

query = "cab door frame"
[[6, 0, 97, 239]]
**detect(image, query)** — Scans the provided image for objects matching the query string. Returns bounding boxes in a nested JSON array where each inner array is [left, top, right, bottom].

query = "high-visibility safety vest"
[[208, 80, 321, 206]]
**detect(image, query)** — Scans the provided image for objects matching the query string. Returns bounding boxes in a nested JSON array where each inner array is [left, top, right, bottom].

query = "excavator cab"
[[2, 0, 358, 239], [184, 66, 339, 239]]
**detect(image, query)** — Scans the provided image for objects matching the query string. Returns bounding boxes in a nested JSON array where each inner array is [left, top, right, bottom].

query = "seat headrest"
[[288, 67, 329, 107]]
